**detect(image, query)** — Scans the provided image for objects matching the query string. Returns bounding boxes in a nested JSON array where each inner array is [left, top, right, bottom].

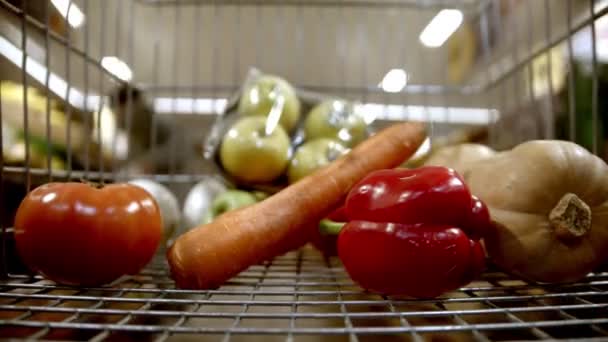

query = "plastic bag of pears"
[[204, 67, 373, 192]]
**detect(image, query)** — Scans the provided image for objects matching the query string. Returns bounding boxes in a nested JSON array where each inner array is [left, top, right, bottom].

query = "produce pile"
[[208, 69, 370, 188], [0, 81, 120, 172], [1, 81, 72, 170], [10, 71, 608, 299]]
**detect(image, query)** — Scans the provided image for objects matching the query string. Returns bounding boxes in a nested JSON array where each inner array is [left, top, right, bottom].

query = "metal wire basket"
[[1, 0, 608, 340]]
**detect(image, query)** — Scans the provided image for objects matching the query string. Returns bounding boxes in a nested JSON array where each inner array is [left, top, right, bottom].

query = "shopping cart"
[[0, 0, 608, 340]]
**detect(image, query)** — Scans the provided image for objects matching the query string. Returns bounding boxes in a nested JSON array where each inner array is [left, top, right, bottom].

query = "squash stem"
[[549, 193, 592, 240]]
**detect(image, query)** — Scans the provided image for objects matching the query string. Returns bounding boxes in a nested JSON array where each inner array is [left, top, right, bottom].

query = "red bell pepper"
[[337, 166, 489, 298], [328, 205, 347, 222]]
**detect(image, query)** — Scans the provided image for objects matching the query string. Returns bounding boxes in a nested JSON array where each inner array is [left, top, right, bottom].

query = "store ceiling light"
[[101, 56, 133, 82], [153, 97, 228, 114], [419, 9, 463, 48], [151, 95, 498, 126], [50, 0, 85, 28], [355, 103, 499, 125], [379, 68, 408, 93], [0, 35, 101, 111], [596, 0, 608, 12]]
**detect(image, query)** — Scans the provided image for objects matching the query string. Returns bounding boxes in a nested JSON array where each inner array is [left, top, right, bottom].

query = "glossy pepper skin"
[[338, 166, 489, 298]]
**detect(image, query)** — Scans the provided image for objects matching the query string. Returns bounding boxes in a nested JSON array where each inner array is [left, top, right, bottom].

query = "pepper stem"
[[319, 219, 345, 235], [549, 193, 592, 241]]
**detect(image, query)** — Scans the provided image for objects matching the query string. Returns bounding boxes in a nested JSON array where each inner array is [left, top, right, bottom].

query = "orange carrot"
[[167, 122, 427, 289]]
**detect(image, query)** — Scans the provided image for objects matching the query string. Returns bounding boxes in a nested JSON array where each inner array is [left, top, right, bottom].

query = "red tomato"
[[14, 182, 163, 286]]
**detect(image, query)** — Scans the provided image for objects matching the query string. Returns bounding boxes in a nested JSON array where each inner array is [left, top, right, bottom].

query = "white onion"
[[182, 176, 228, 232], [128, 179, 181, 245]]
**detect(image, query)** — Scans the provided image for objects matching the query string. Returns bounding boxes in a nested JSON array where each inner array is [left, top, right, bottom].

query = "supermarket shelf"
[[0, 166, 220, 185], [0, 247, 607, 340]]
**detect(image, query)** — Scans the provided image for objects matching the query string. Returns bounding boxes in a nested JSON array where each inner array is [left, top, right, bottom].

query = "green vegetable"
[[203, 190, 258, 224]]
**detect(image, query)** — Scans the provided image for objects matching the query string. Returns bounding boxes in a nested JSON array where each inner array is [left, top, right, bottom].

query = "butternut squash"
[[423, 143, 496, 175], [465, 140, 608, 283]]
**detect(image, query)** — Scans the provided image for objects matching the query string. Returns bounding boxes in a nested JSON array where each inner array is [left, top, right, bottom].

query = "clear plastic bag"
[[203, 67, 373, 191]]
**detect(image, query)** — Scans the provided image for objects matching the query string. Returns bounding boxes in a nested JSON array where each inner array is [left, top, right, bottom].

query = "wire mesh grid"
[[1, 223, 608, 339], [1, 0, 608, 340], [1, 247, 608, 341]]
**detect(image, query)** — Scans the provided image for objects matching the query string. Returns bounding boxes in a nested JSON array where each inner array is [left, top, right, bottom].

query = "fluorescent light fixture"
[[596, 0, 608, 12], [355, 103, 499, 125], [51, 0, 85, 28], [152, 95, 497, 125], [154, 97, 228, 114], [571, 14, 608, 63], [101, 56, 133, 82], [419, 9, 463, 48], [0, 35, 101, 111], [379, 68, 408, 93]]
